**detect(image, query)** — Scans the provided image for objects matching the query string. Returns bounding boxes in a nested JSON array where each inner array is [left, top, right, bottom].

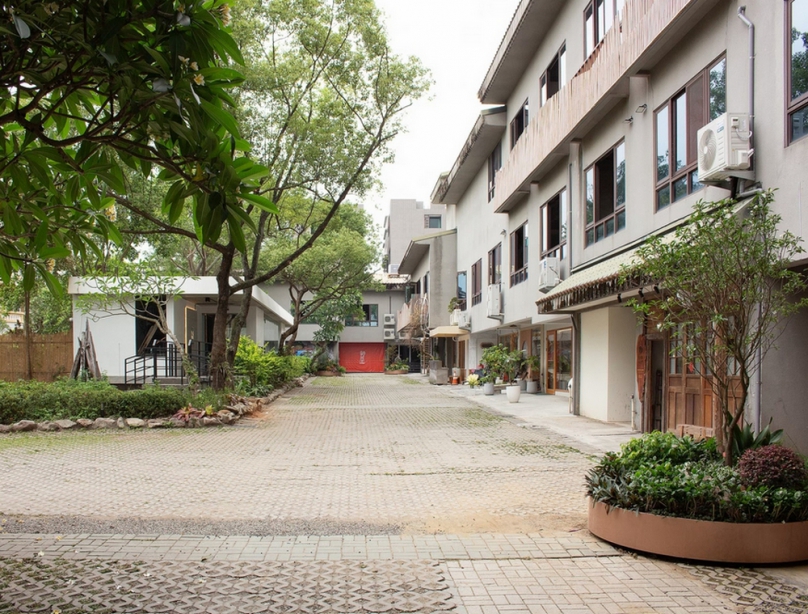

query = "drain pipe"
[[737, 6, 755, 152]]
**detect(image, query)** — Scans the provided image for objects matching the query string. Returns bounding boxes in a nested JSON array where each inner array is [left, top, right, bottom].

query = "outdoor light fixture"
[[635, 104, 648, 114], [624, 116, 634, 124]]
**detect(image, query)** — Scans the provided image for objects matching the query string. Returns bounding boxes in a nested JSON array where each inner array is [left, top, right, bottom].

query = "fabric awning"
[[429, 326, 470, 340]]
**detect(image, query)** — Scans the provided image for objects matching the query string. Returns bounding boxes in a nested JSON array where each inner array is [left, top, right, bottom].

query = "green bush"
[[0, 379, 191, 423], [233, 338, 310, 395], [585, 432, 808, 523]]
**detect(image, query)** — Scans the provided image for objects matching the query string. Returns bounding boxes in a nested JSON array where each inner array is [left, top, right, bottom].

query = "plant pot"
[[519, 379, 527, 391], [316, 370, 337, 377], [385, 369, 408, 375], [483, 382, 495, 396], [526, 380, 539, 394], [587, 499, 808, 564], [506, 384, 521, 403]]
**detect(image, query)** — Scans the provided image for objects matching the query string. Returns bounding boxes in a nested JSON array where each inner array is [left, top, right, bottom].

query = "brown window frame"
[[471, 260, 482, 306], [510, 99, 529, 149], [510, 223, 528, 287], [487, 142, 502, 202], [787, 0, 808, 144], [541, 188, 568, 259], [540, 43, 567, 107], [488, 243, 502, 286], [654, 55, 725, 210], [584, 0, 620, 59], [584, 141, 625, 247]]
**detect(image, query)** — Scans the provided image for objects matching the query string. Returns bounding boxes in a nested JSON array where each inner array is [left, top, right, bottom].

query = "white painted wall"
[[73, 301, 136, 378], [580, 308, 610, 421]]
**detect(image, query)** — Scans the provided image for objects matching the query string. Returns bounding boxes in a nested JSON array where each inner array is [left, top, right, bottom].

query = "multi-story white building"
[[396, 0, 808, 452]]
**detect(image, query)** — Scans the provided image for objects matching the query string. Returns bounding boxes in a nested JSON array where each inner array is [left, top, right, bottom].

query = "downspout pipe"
[[738, 6, 761, 433]]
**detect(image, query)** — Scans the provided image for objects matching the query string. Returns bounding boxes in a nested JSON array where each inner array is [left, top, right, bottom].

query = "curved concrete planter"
[[385, 369, 409, 375], [588, 499, 808, 563]]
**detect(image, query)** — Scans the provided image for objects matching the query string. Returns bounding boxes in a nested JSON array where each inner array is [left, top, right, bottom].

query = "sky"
[[366, 0, 518, 229]]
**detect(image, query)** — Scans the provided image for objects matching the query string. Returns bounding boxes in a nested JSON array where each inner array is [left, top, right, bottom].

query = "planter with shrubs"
[[586, 431, 808, 563]]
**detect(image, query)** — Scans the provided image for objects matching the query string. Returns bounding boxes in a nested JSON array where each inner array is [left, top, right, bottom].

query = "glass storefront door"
[[546, 328, 573, 393]]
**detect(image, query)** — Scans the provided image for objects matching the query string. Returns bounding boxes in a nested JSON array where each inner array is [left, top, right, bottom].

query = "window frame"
[[787, 0, 808, 144], [584, 0, 620, 59], [488, 243, 502, 286], [487, 142, 502, 202], [345, 304, 379, 327], [541, 188, 568, 259], [584, 141, 626, 247], [471, 260, 482, 306], [509, 223, 528, 287], [510, 99, 529, 149], [424, 214, 442, 229], [540, 42, 567, 107], [456, 271, 467, 311]]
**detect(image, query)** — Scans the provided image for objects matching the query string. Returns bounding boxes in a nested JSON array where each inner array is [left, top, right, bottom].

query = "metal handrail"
[[124, 341, 211, 385]]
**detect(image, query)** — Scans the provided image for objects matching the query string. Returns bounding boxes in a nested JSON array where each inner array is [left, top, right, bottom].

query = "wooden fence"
[[0, 332, 73, 382]]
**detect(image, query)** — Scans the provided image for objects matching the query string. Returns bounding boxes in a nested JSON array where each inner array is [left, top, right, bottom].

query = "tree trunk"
[[226, 284, 253, 369], [24, 290, 32, 380], [210, 250, 234, 390], [278, 323, 300, 353]]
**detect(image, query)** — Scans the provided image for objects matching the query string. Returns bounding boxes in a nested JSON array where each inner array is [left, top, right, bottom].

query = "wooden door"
[[546, 330, 556, 394]]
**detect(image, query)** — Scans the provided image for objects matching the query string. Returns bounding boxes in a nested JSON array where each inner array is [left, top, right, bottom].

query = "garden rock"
[[117, 417, 126, 429], [168, 418, 186, 428], [147, 420, 165, 429], [93, 418, 117, 429], [54, 420, 76, 430], [11, 420, 37, 432], [217, 410, 234, 424], [202, 417, 221, 427], [76, 419, 93, 428], [125, 418, 145, 429], [0, 424, 11, 434], [37, 422, 59, 432]]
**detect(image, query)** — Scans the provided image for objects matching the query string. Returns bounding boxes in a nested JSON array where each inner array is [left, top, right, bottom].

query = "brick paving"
[[0, 374, 803, 613]]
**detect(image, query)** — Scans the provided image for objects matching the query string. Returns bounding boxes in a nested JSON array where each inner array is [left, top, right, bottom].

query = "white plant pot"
[[483, 382, 495, 396], [506, 384, 521, 403], [526, 381, 539, 394], [519, 379, 527, 391]]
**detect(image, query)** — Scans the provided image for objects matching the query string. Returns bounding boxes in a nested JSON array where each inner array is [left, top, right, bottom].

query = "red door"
[[339, 343, 386, 373]]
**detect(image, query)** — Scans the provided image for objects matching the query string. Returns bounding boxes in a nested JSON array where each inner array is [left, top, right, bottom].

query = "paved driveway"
[[0, 375, 805, 613]]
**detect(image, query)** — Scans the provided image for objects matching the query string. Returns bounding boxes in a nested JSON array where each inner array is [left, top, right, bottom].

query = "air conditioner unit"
[[383, 314, 396, 327], [449, 309, 461, 325], [486, 284, 502, 320], [697, 113, 753, 182], [538, 257, 560, 293], [383, 329, 396, 340], [456, 312, 471, 330]]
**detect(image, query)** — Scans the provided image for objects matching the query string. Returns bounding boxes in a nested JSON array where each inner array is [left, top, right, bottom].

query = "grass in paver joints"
[[399, 378, 422, 385], [0, 429, 194, 453], [502, 441, 585, 458]]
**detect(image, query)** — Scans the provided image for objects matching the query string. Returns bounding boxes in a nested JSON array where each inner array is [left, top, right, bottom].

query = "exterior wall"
[[339, 290, 406, 343], [72, 301, 136, 378], [428, 233, 458, 329], [607, 306, 639, 423], [385, 199, 448, 271]]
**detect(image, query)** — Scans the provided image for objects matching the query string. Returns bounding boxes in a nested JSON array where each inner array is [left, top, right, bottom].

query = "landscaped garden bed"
[[586, 432, 808, 563]]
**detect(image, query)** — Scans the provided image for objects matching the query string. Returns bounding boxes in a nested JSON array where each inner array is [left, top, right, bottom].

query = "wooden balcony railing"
[[492, 0, 703, 212]]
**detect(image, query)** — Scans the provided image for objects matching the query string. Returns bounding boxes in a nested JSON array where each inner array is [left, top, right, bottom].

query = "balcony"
[[396, 294, 429, 337], [492, 0, 719, 213]]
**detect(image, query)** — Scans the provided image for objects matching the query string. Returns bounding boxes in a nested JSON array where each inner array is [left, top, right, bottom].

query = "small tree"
[[624, 191, 808, 464]]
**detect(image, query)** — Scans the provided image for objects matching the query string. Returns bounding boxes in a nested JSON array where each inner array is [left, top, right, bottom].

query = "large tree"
[[117, 0, 429, 389], [625, 191, 808, 464]]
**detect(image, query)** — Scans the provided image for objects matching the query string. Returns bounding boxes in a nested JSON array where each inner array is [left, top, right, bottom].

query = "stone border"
[[0, 375, 309, 435]]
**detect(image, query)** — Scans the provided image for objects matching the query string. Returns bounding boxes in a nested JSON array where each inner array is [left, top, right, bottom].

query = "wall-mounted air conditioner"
[[383, 329, 396, 340], [697, 113, 753, 182], [449, 309, 461, 326], [486, 284, 502, 320], [456, 312, 471, 330], [538, 257, 560, 293], [383, 314, 396, 327]]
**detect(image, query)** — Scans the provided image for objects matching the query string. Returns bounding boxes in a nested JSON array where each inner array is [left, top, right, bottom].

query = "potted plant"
[[480, 372, 495, 395], [385, 357, 409, 375], [447, 296, 461, 313], [502, 348, 526, 403], [525, 354, 541, 394], [585, 431, 808, 563]]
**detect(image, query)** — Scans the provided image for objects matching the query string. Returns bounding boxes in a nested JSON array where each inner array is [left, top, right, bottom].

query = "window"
[[540, 44, 566, 106], [585, 142, 625, 246], [654, 57, 725, 209], [788, 0, 808, 142], [456, 271, 467, 310], [487, 143, 502, 201], [422, 272, 429, 295], [424, 214, 442, 229], [510, 223, 528, 286], [345, 304, 378, 327], [488, 243, 502, 285], [471, 260, 482, 306], [541, 189, 568, 259], [510, 100, 529, 148], [584, 0, 624, 58]]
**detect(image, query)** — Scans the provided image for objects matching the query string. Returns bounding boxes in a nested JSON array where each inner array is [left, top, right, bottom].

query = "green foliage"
[[480, 344, 525, 382], [586, 432, 808, 523], [622, 191, 808, 463], [233, 337, 309, 395], [738, 445, 808, 490], [0, 379, 190, 423], [386, 358, 408, 371], [731, 420, 784, 462]]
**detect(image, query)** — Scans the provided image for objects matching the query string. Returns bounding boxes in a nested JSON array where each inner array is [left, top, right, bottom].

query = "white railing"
[[492, 0, 698, 211]]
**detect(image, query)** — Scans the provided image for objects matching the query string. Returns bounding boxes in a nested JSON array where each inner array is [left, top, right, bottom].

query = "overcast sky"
[[367, 0, 517, 228]]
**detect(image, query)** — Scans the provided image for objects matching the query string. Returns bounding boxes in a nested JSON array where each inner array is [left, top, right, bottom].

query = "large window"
[[488, 243, 502, 285], [655, 57, 725, 209], [541, 189, 568, 259], [471, 260, 482, 306], [424, 214, 442, 229], [510, 100, 529, 149], [584, 0, 624, 58], [540, 44, 566, 107], [510, 223, 528, 286], [345, 304, 378, 327], [585, 142, 625, 246], [788, 0, 808, 143], [456, 271, 467, 310], [487, 143, 502, 202]]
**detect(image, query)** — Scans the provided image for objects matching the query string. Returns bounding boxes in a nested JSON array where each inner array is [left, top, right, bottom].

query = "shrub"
[[233, 338, 311, 395], [738, 445, 808, 490]]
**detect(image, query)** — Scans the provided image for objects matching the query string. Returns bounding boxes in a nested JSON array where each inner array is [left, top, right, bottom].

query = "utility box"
[[428, 360, 448, 385]]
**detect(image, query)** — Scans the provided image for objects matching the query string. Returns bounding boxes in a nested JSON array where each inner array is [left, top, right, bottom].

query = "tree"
[[262, 202, 379, 350], [0, 0, 260, 292], [309, 291, 364, 364], [624, 191, 808, 464], [117, 0, 430, 389]]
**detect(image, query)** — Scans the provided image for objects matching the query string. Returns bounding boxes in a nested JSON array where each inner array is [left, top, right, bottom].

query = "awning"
[[429, 326, 470, 340]]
